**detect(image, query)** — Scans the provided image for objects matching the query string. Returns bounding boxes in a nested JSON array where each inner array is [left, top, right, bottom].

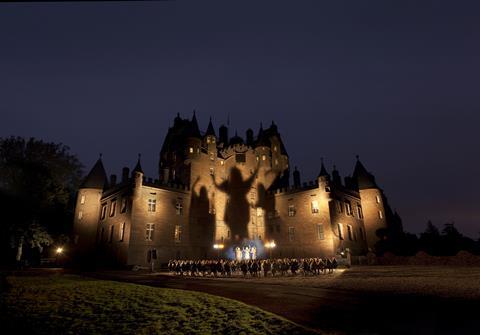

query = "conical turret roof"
[[80, 157, 108, 189], [352, 156, 377, 189], [189, 110, 201, 138], [205, 117, 216, 137], [132, 154, 144, 174], [318, 158, 329, 177]]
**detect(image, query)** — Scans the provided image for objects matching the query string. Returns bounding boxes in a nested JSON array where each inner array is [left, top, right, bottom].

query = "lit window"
[[119, 222, 125, 242], [100, 204, 107, 220], [207, 137, 211, 144], [110, 200, 116, 217], [273, 146, 277, 152], [344, 200, 352, 216], [262, 155, 266, 161], [220, 160, 224, 165], [256, 207, 263, 217], [317, 224, 325, 240], [121, 197, 127, 213], [174, 225, 182, 243], [357, 204, 363, 219], [288, 227, 295, 241], [256, 156, 259, 162], [378, 210, 383, 219], [235, 153, 246, 163], [347, 225, 353, 241], [176, 201, 183, 215], [109, 225, 114, 243], [209, 167, 214, 176], [80, 195, 85, 204], [376, 195, 381, 203], [338, 223, 344, 240], [210, 152, 215, 161], [288, 205, 296, 217], [78, 211, 83, 220], [189, 147, 194, 153], [147, 199, 156, 212], [311, 200, 319, 214], [145, 223, 155, 241]]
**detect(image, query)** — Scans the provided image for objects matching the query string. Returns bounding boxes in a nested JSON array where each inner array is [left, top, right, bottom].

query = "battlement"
[[268, 179, 319, 196]]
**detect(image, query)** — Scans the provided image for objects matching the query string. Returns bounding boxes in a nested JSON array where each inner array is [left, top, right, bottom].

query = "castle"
[[73, 112, 402, 268]]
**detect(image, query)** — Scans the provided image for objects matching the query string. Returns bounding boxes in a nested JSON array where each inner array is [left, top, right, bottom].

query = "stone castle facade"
[[73, 112, 402, 268]]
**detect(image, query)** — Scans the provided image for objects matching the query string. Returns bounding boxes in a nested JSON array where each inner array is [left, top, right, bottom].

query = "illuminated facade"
[[73, 113, 402, 268]]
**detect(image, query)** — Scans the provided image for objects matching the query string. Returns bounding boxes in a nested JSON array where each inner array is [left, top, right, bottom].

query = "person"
[[240, 261, 248, 277], [263, 260, 271, 277], [251, 246, 257, 260], [331, 257, 338, 273], [235, 247, 242, 261]]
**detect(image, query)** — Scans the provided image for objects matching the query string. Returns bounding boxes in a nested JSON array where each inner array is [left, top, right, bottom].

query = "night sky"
[[1, 1, 479, 237]]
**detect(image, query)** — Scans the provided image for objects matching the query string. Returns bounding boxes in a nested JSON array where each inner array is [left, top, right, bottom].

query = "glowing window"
[[262, 155, 266, 161], [317, 224, 325, 240], [189, 147, 194, 153], [78, 211, 83, 220], [288, 227, 295, 241], [100, 204, 107, 220], [145, 223, 155, 241], [209, 167, 214, 176], [176, 201, 183, 215], [147, 199, 156, 212], [220, 160, 224, 165], [174, 225, 182, 243], [80, 195, 85, 204], [256, 207, 263, 217], [311, 200, 319, 214], [119, 222, 125, 242], [110, 200, 116, 217], [378, 210, 383, 219], [376, 195, 381, 203], [338, 223, 344, 240], [288, 205, 296, 217]]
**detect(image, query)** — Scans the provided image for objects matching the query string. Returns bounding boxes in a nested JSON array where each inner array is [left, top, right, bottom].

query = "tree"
[[0, 137, 82, 264], [419, 220, 441, 255]]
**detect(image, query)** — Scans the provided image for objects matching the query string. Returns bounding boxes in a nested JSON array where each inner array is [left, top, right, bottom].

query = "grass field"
[[1, 274, 315, 335]]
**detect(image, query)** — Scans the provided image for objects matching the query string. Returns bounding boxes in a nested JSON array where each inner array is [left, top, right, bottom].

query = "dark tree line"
[[0, 137, 82, 266], [375, 220, 480, 256]]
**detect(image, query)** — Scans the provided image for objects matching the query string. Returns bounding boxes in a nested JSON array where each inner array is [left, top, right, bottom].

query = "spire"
[[189, 110, 201, 138], [229, 129, 244, 146], [205, 117, 216, 137], [352, 156, 377, 189], [318, 157, 329, 177], [256, 122, 270, 147], [133, 154, 144, 174], [80, 157, 108, 189]]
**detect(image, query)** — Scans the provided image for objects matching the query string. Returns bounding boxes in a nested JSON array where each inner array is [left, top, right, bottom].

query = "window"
[[288, 205, 296, 217], [235, 153, 246, 163], [338, 223, 344, 240], [262, 154, 266, 161], [78, 211, 83, 220], [347, 225, 353, 241], [207, 137, 211, 144], [256, 155, 259, 162], [121, 197, 127, 213], [189, 147, 194, 153], [336, 200, 343, 213], [80, 195, 85, 204], [275, 159, 278, 165], [256, 207, 263, 217], [317, 224, 325, 240], [209, 167, 214, 176], [109, 225, 114, 243], [119, 222, 125, 242], [148, 199, 156, 212], [273, 145, 277, 152], [220, 160, 224, 165], [344, 200, 352, 216], [378, 210, 383, 219], [209, 152, 215, 160], [100, 204, 107, 220], [110, 200, 116, 217], [288, 227, 295, 241], [311, 200, 319, 214], [174, 225, 182, 243], [145, 223, 155, 241], [376, 195, 381, 204], [357, 204, 363, 219], [175, 201, 183, 215]]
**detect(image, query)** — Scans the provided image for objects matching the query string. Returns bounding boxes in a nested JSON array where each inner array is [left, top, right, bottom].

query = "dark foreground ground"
[[86, 266, 480, 335]]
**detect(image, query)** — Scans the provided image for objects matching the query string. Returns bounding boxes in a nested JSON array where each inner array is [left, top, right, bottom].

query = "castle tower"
[[352, 156, 387, 251], [73, 156, 108, 262]]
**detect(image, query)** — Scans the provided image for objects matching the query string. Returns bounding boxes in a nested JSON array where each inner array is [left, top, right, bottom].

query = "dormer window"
[[189, 147, 194, 154]]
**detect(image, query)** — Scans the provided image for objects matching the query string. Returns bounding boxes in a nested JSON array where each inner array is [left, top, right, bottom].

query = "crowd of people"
[[167, 257, 339, 278]]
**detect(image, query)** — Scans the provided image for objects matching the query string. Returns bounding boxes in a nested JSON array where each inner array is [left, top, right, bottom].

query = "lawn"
[[0, 274, 315, 335]]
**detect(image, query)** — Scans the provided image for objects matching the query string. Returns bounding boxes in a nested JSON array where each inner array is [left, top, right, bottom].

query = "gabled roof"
[[352, 157, 378, 189], [80, 158, 108, 189]]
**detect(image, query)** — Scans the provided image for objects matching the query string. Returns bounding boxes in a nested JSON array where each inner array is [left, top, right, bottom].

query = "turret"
[[246, 128, 254, 146], [331, 165, 342, 186], [219, 124, 229, 146], [73, 156, 108, 262], [352, 156, 387, 251], [293, 166, 301, 188]]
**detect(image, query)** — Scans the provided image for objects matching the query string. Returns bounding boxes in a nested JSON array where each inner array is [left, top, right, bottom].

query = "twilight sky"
[[1, 1, 479, 237]]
